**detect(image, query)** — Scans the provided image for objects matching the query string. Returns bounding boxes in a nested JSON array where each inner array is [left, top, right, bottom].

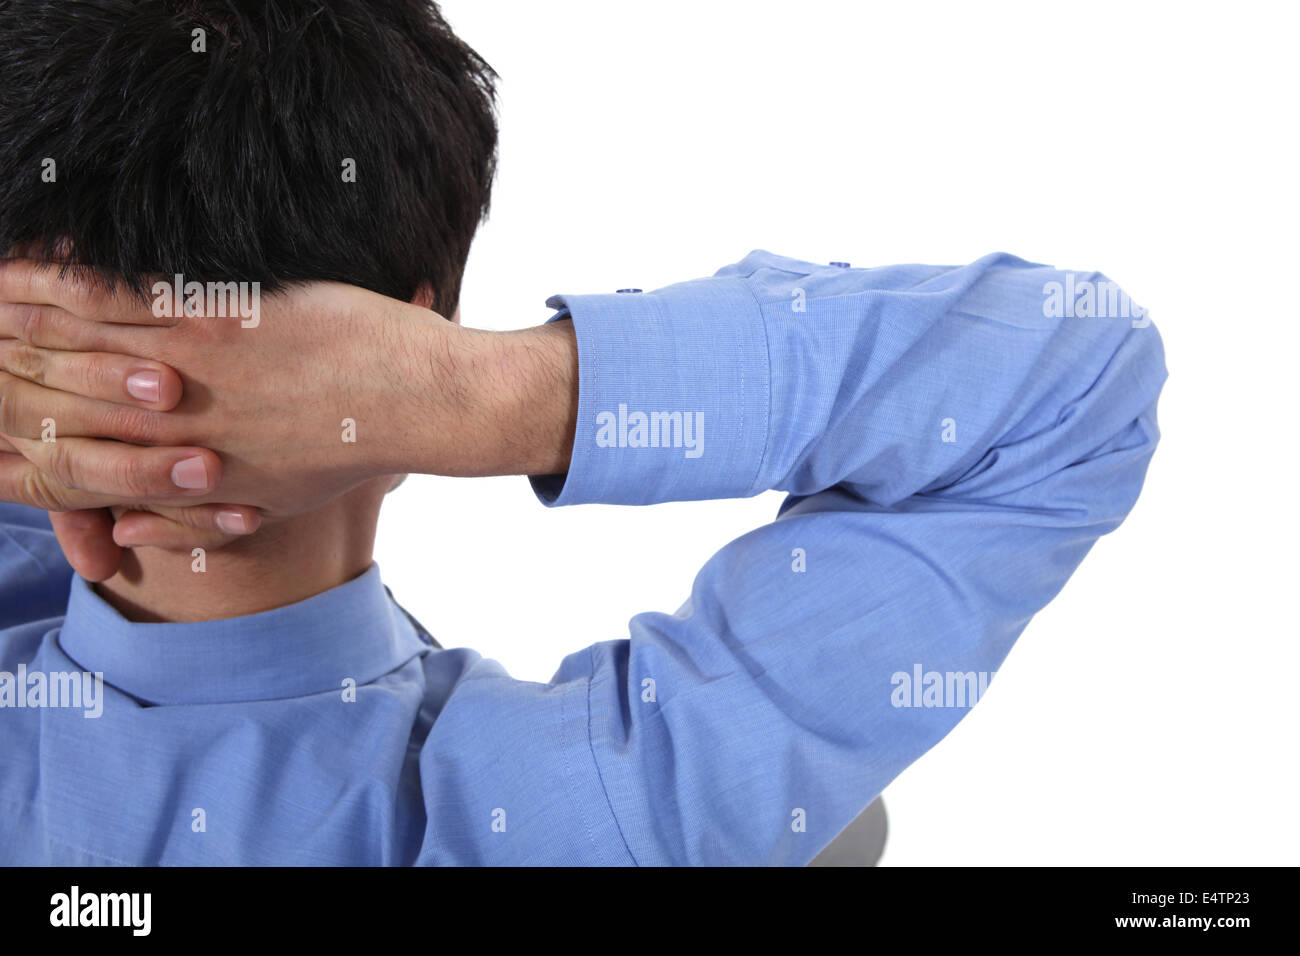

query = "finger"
[[0, 371, 172, 443], [0, 453, 121, 510], [113, 503, 260, 550], [0, 302, 150, 353], [49, 509, 122, 581], [4, 435, 222, 499], [0, 342, 183, 410], [0, 258, 179, 325]]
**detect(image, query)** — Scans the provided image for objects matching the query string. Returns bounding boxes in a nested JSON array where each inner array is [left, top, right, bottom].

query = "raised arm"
[[529, 250, 1165, 863]]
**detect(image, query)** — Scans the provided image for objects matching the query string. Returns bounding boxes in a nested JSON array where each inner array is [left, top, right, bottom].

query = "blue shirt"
[[0, 251, 1166, 865]]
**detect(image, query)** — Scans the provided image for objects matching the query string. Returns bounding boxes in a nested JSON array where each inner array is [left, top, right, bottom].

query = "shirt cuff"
[[529, 277, 771, 506]]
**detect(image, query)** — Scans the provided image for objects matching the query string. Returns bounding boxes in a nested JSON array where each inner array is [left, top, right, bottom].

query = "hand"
[[0, 260, 445, 518], [43, 502, 262, 582], [0, 356, 262, 579], [0, 269, 265, 577], [0, 257, 578, 532]]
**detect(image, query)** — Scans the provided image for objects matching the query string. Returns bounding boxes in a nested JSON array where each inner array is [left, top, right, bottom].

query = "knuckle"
[[45, 440, 81, 490], [76, 353, 112, 394], [18, 303, 44, 344], [114, 454, 156, 499], [102, 405, 162, 444], [0, 341, 44, 383], [69, 278, 102, 316], [0, 376, 26, 435], [19, 469, 64, 511], [161, 506, 204, 532]]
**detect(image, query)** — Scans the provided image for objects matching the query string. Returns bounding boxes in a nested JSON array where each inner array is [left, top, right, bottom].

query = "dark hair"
[[0, 0, 498, 316]]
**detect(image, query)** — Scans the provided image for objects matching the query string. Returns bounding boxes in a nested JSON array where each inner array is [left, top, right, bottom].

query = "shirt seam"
[[583, 644, 640, 866], [555, 674, 606, 865], [737, 279, 775, 498]]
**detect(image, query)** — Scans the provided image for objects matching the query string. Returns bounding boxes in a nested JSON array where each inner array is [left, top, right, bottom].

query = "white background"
[[374, 0, 1299, 864]]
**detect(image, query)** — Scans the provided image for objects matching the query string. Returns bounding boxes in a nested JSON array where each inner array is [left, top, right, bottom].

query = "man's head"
[[0, 0, 498, 318], [0, 0, 501, 619]]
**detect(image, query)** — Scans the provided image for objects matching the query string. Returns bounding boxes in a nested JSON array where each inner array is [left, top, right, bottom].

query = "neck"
[[96, 483, 388, 624]]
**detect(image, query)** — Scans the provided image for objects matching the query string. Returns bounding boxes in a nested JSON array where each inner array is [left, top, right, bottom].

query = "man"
[[0, 0, 1166, 864]]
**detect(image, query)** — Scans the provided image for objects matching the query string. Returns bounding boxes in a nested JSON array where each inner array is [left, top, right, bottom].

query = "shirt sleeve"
[[537, 250, 1166, 864]]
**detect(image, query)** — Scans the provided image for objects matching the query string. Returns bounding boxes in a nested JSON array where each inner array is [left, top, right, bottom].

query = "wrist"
[[407, 319, 577, 478]]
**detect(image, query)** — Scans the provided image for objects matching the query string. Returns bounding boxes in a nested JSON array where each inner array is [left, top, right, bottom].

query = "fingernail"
[[170, 456, 209, 490], [215, 510, 251, 534], [125, 370, 161, 403]]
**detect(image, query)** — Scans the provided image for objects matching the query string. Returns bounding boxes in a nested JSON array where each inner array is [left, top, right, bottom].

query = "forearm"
[[430, 320, 578, 479]]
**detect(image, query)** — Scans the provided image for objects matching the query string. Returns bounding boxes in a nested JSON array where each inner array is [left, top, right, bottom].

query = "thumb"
[[49, 508, 122, 581], [112, 503, 262, 551]]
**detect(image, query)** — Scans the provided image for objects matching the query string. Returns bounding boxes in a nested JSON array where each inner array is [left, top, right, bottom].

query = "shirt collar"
[[57, 563, 431, 706]]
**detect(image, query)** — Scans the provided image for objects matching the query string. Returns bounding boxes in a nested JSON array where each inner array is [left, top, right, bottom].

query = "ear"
[[411, 281, 460, 324], [411, 281, 436, 310]]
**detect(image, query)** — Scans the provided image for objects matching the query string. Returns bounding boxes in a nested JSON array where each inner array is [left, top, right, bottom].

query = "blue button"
[[830, 261, 850, 269], [616, 288, 643, 294]]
